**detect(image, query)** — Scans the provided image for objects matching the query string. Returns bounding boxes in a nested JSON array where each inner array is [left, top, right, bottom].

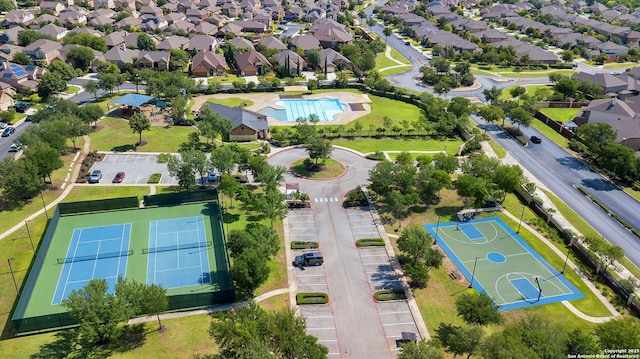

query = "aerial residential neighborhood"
[[1, 0, 640, 358]]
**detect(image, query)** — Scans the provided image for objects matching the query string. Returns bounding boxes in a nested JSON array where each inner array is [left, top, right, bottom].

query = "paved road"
[[269, 147, 419, 358], [477, 117, 640, 269], [0, 119, 34, 161]]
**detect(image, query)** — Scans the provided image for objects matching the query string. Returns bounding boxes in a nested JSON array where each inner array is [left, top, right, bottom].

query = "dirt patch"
[[435, 245, 468, 286]]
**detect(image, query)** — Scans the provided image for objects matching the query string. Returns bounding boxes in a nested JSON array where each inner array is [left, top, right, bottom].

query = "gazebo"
[[108, 94, 156, 117]]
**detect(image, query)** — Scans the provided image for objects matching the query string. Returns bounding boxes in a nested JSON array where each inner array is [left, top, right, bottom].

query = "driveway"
[[88, 153, 177, 185], [269, 147, 426, 358]]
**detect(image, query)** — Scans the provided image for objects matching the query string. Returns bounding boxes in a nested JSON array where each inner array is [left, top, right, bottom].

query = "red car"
[[112, 172, 125, 183]]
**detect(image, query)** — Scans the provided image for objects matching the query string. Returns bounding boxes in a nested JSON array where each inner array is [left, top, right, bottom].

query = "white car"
[[207, 171, 219, 182], [0, 122, 7, 129]]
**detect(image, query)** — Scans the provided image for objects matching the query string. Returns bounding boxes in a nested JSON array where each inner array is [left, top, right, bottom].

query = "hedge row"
[[356, 238, 385, 247], [291, 241, 319, 250], [373, 289, 407, 302], [148, 173, 162, 184], [296, 292, 329, 305]]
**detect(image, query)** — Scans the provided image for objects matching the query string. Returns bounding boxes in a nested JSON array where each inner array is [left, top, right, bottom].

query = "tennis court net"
[[142, 241, 213, 254], [57, 250, 133, 264]]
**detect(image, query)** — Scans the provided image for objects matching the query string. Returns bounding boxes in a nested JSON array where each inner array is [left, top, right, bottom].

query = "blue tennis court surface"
[[460, 223, 484, 240], [52, 224, 132, 304], [146, 216, 211, 289]]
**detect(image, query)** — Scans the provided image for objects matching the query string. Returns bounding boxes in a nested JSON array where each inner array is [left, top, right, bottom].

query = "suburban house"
[[319, 48, 352, 72], [191, 50, 227, 76], [288, 35, 321, 53], [577, 96, 640, 149], [23, 39, 62, 65], [272, 49, 305, 74], [200, 102, 270, 142], [137, 51, 171, 70], [0, 82, 15, 111], [573, 72, 628, 94], [234, 50, 271, 76], [0, 63, 41, 91]]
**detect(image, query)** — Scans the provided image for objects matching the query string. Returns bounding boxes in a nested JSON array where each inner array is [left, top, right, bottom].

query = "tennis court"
[[52, 224, 132, 304], [424, 217, 583, 311], [146, 216, 211, 288]]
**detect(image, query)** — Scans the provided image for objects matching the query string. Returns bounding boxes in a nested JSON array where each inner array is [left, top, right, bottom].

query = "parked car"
[[112, 171, 125, 183], [293, 252, 324, 266], [530, 136, 542, 144], [0, 122, 7, 129], [405, 41, 411, 45], [8, 142, 22, 152], [207, 171, 219, 183], [13, 102, 30, 113], [2, 126, 15, 137], [88, 170, 102, 183], [25, 115, 32, 121]]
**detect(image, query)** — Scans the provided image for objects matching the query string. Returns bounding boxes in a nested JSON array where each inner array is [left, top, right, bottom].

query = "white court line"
[[154, 265, 203, 273], [461, 252, 529, 264]]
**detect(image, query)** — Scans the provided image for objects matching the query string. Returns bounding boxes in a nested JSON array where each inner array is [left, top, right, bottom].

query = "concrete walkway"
[[377, 46, 412, 73]]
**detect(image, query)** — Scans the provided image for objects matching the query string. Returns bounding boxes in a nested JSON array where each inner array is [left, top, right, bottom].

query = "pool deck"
[[191, 91, 372, 126]]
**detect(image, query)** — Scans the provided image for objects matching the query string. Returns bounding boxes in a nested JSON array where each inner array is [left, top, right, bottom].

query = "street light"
[[434, 215, 441, 244], [25, 220, 34, 252], [40, 191, 49, 220], [7, 258, 19, 296], [561, 246, 571, 274], [517, 205, 525, 233]]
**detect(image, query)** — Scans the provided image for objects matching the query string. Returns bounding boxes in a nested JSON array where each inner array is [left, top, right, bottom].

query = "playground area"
[[12, 191, 233, 335], [424, 217, 583, 311]]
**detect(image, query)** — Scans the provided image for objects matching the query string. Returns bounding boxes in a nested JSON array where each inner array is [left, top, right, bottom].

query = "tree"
[[455, 292, 503, 326], [63, 279, 129, 346], [97, 72, 121, 94], [492, 164, 523, 194], [64, 116, 91, 149], [508, 107, 533, 130], [566, 328, 601, 356], [63, 32, 107, 52], [0, 157, 42, 206], [600, 142, 637, 179], [137, 33, 156, 50], [218, 174, 240, 208], [49, 60, 76, 82], [210, 146, 236, 174], [209, 302, 328, 358], [433, 80, 451, 97], [482, 86, 502, 104], [397, 225, 434, 263], [254, 185, 288, 228], [595, 317, 640, 350], [432, 152, 458, 173], [230, 248, 270, 295], [79, 104, 105, 126], [455, 175, 489, 208], [478, 105, 505, 131], [141, 284, 168, 330], [307, 79, 318, 92], [66, 46, 95, 71], [180, 149, 210, 186], [398, 340, 444, 359], [24, 142, 64, 184], [83, 80, 99, 101], [449, 97, 474, 118], [18, 29, 54, 46], [129, 112, 151, 145], [303, 135, 333, 166], [169, 95, 188, 125], [11, 52, 31, 65], [169, 49, 189, 71], [383, 27, 392, 42], [503, 315, 568, 359], [167, 153, 196, 190], [37, 72, 67, 98], [576, 122, 617, 154], [0, 0, 16, 12], [436, 323, 483, 359], [480, 330, 539, 359], [561, 50, 575, 62], [509, 86, 526, 98]]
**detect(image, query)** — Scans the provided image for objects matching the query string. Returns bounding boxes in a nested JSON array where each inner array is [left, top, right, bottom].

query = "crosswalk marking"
[[313, 197, 340, 203]]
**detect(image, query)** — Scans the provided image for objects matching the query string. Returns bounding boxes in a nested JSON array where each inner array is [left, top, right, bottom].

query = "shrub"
[[291, 241, 319, 249], [366, 151, 385, 161], [356, 238, 385, 247], [296, 292, 329, 305], [374, 289, 407, 301], [148, 173, 162, 183], [504, 126, 527, 145], [343, 186, 368, 207], [157, 153, 171, 163]]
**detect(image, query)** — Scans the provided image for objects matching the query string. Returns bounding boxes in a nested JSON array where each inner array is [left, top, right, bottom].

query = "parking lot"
[[346, 208, 421, 352], [88, 153, 177, 185], [287, 209, 340, 357]]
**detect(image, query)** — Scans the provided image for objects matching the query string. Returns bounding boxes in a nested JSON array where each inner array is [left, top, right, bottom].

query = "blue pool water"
[[259, 99, 344, 121]]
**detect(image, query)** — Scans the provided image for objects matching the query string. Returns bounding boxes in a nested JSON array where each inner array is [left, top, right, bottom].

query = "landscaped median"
[[296, 292, 329, 305], [291, 241, 319, 250], [356, 238, 385, 247], [373, 289, 407, 302]]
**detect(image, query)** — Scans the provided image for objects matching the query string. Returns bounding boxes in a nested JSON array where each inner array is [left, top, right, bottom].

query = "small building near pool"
[[200, 102, 270, 142]]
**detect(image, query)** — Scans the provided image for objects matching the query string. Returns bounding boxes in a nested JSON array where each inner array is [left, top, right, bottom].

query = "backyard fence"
[[58, 197, 140, 216]]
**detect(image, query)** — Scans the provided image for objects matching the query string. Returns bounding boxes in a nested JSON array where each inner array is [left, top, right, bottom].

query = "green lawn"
[[89, 117, 196, 152], [374, 51, 399, 71], [601, 62, 636, 69], [379, 65, 412, 76], [470, 69, 496, 76], [207, 98, 254, 107], [374, 47, 411, 74], [539, 107, 580, 123], [488, 138, 507, 158], [499, 70, 574, 77], [500, 85, 553, 101], [64, 85, 81, 94], [331, 137, 460, 155]]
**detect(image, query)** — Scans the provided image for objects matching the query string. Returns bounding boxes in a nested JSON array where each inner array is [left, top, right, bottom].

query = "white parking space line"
[[364, 262, 392, 265], [383, 322, 415, 326], [360, 254, 388, 257], [307, 315, 334, 319], [379, 311, 410, 315], [296, 274, 325, 277], [307, 327, 336, 330], [318, 339, 338, 342]]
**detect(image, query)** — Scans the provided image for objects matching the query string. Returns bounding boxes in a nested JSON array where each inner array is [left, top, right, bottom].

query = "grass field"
[[500, 70, 574, 77], [601, 62, 636, 69], [207, 98, 254, 108], [89, 117, 196, 152], [291, 158, 346, 178], [539, 108, 581, 123]]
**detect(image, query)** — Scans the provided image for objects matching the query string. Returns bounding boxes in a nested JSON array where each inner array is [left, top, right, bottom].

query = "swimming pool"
[[259, 99, 345, 122]]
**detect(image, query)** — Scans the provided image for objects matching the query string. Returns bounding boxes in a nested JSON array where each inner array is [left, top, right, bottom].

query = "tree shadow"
[[370, 264, 403, 291], [435, 206, 465, 221], [110, 324, 146, 353], [222, 212, 240, 224], [581, 178, 617, 191], [556, 156, 589, 171], [111, 144, 137, 152]]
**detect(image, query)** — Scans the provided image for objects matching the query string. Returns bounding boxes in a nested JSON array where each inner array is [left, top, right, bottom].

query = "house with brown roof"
[[237, 20, 267, 33], [39, 1, 66, 16], [3, 10, 35, 27], [187, 34, 218, 52], [24, 39, 62, 65], [235, 50, 271, 76], [319, 47, 352, 72], [257, 36, 287, 50], [289, 35, 321, 52], [157, 35, 189, 50], [0, 82, 15, 111], [101, 46, 140, 67], [273, 49, 305, 74], [0, 63, 41, 91], [39, 24, 68, 40], [191, 50, 227, 76], [137, 50, 171, 70]]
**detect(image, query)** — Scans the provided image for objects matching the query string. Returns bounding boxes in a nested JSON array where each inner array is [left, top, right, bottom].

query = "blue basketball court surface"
[[52, 224, 132, 304], [146, 216, 211, 289]]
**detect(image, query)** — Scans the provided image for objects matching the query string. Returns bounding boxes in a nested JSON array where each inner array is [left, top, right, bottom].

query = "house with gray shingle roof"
[[273, 49, 305, 74], [157, 35, 190, 50], [200, 102, 270, 142], [234, 50, 271, 76], [137, 50, 171, 70], [578, 96, 640, 149], [573, 72, 627, 93], [191, 50, 227, 76], [39, 24, 68, 40], [187, 34, 218, 52]]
